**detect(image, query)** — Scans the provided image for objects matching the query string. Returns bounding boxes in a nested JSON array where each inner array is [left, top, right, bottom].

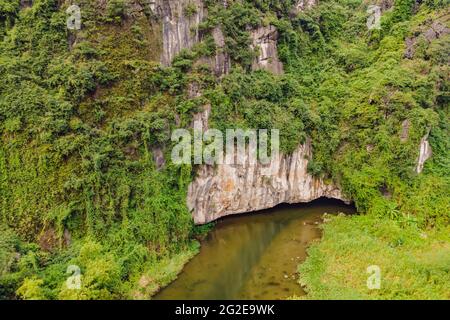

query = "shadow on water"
[[155, 198, 355, 300]]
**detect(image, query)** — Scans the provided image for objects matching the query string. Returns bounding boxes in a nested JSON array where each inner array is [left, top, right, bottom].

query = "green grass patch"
[[298, 214, 450, 300]]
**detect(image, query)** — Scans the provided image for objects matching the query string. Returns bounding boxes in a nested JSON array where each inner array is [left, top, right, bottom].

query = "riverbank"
[[132, 241, 200, 300], [154, 200, 355, 300], [298, 214, 450, 300]]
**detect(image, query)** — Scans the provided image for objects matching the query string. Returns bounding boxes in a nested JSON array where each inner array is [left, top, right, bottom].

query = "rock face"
[[210, 27, 231, 76], [400, 119, 411, 142], [188, 140, 347, 224], [416, 134, 432, 174], [154, 0, 206, 66], [291, 0, 317, 14], [152, 0, 230, 75], [196, 26, 231, 76], [251, 25, 284, 75], [20, 0, 33, 8], [188, 82, 212, 130], [405, 20, 450, 59], [171, 0, 340, 223]]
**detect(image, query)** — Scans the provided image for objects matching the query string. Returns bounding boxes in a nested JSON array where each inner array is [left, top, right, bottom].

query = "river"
[[155, 198, 355, 300]]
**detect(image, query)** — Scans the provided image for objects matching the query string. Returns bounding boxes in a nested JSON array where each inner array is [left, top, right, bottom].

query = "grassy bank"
[[298, 214, 450, 300]]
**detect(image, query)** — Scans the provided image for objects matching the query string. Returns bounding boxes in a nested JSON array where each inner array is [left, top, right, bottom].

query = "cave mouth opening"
[[212, 197, 357, 225]]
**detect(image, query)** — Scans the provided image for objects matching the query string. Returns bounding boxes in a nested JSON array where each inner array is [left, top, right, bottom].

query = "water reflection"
[[155, 199, 355, 300]]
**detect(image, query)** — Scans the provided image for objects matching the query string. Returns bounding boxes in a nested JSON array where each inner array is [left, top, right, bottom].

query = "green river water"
[[155, 199, 355, 300]]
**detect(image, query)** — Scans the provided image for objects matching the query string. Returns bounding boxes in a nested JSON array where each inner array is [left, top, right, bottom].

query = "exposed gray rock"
[[125, 0, 157, 18], [211, 27, 231, 76], [196, 26, 231, 77], [251, 25, 284, 75], [291, 0, 317, 14], [63, 229, 72, 247], [199, 0, 230, 76], [405, 37, 416, 59], [188, 139, 347, 224], [405, 21, 450, 59], [20, 0, 33, 9], [400, 119, 411, 142], [416, 133, 432, 174], [187, 81, 202, 99], [424, 21, 449, 41], [154, 0, 206, 66], [152, 147, 166, 169], [191, 104, 211, 131], [187, 82, 211, 130]]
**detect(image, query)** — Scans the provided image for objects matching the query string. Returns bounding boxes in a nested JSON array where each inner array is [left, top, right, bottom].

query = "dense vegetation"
[[0, 0, 448, 299], [0, 0, 202, 299]]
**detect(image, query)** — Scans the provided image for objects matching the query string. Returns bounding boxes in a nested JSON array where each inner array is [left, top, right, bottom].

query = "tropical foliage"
[[0, 0, 448, 299]]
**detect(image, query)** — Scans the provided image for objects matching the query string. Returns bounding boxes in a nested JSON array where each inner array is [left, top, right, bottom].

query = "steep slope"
[[0, 0, 448, 300]]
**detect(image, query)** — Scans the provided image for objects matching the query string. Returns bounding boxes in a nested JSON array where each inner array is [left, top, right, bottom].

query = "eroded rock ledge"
[[251, 25, 284, 75], [187, 140, 347, 224], [155, 0, 206, 66]]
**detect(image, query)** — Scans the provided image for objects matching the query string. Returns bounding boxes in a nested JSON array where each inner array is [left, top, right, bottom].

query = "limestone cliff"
[[199, 26, 231, 76], [416, 134, 432, 174], [183, 0, 349, 224], [251, 25, 284, 75], [154, 0, 206, 66], [187, 140, 347, 224]]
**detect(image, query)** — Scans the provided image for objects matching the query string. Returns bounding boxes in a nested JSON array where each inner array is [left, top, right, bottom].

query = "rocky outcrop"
[[251, 25, 284, 75], [176, 0, 342, 223], [152, 147, 166, 169], [405, 20, 449, 59], [400, 119, 411, 142], [150, 0, 231, 74], [209, 27, 231, 76], [188, 82, 212, 130], [399, 119, 433, 174], [416, 134, 432, 174], [291, 0, 317, 14], [153, 0, 206, 66], [196, 26, 231, 77], [188, 140, 347, 224]]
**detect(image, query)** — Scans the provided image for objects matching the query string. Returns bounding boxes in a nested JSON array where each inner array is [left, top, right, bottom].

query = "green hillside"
[[0, 0, 448, 300]]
